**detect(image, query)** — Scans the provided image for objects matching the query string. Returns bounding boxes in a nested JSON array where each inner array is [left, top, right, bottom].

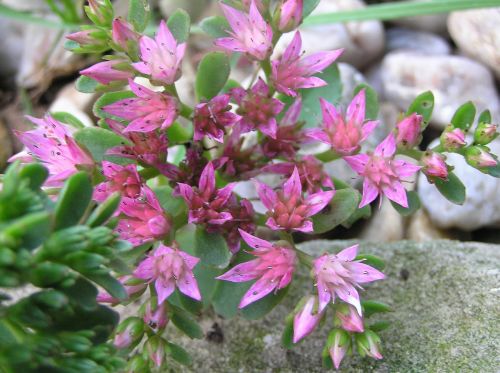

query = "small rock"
[[360, 198, 404, 242], [386, 27, 451, 55], [337, 63, 366, 107], [418, 139, 500, 230], [275, 0, 385, 69], [407, 209, 452, 241], [0, 20, 24, 81], [0, 119, 14, 170], [381, 52, 500, 129], [448, 8, 500, 80], [49, 82, 97, 127], [392, 13, 449, 35]]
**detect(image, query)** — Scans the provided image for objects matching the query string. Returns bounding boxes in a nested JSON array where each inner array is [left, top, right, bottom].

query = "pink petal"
[[375, 133, 396, 158], [305, 128, 330, 144], [216, 259, 260, 282], [346, 89, 366, 126], [359, 179, 379, 208], [265, 217, 283, 231], [282, 31, 302, 64], [156, 20, 177, 50], [283, 167, 302, 199], [178, 250, 200, 270], [156, 278, 176, 304], [305, 190, 335, 217], [214, 37, 246, 53], [393, 159, 421, 178], [282, 96, 302, 126], [176, 183, 194, 202], [382, 181, 408, 208], [254, 180, 278, 210], [238, 229, 270, 251], [294, 76, 327, 89], [300, 49, 343, 75], [361, 120, 379, 141], [177, 271, 202, 301], [320, 98, 341, 131], [348, 262, 385, 283], [316, 278, 332, 312], [238, 278, 277, 308], [336, 244, 358, 261], [293, 220, 314, 233], [336, 283, 362, 316], [343, 154, 369, 174], [199, 162, 215, 194]]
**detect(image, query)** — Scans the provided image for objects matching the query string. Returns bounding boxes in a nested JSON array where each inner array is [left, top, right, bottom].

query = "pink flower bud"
[[441, 127, 466, 150], [278, 0, 303, 32], [143, 302, 168, 330], [355, 330, 383, 360], [80, 60, 133, 85], [328, 329, 351, 370], [112, 18, 140, 53], [293, 296, 324, 343], [421, 151, 448, 180], [336, 304, 364, 333], [145, 336, 166, 367], [114, 317, 144, 349], [465, 146, 497, 169], [395, 113, 422, 148], [474, 122, 498, 145], [86, 0, 114, 26]]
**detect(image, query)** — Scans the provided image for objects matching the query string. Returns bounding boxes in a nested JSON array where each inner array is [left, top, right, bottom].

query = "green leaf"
[[478, 109, 491, 124], [303, 0, 321, 17], [59, 277, 98, 311], [85, 273, 127, 301], [193, 225, 231, 268], [54, 172, 92, 230], [241, 286, 289, 320], [166, 341, 192, 366], [93, 91, 135, 120], [169, 306, 203, 339], [406, 91, 434, 126], [153, 186, 186, 220], [362, 300, 392, 318], [128, 0, 150, 32], [322, 346, 334, 369], [486, 162, 500, 178], [3, 212, 52, 250], [369, 321, 391, 332], [355, 254, 385, 271], [451, 101, 476, 131], [353, 83, 378, 120], [281, 315, 294, 349], [434, 172, 466, 205], [86, 192, 121, 227], [390, 190, 420, 216], [312, 188, 359, 234], [74, 127, 128, 163], [166, 121, 193, 143], [195, 52, 230, 101], [19, 163, 48, 191], [167, 9, 191, 42], [51, 112, 85, 129], [76, 75, 99, 93], [199, 16, 230, 38]]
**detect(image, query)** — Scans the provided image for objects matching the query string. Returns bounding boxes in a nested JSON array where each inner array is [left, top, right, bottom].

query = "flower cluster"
[[7, 0, 499, 371]]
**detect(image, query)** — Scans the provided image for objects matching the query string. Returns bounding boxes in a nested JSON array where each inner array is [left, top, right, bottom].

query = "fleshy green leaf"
[[86, 192, 121, 227], [85, 273, 127, 301], [75, 75, 99, 93], [434, 172, 466, 205], [486, 162, 500, 178], [54, 172, 92, 230], [167, 9, 191, 42], [369, 321, 391, 332], [199, 16, 230, 38], [19, 163, 48, 191], [478, 109, 491, 124], [93, 91, 135, 120], [241, 286, 289, 320], [362, 300, 392, 317], [312, 188, 359, 234], [166, 121, 193, 144], [451, 101, 476, 131], [390, 190, 421, 216], [406, 91, 434, 126], [322, 346, 334, 369], [59, 277, 98, 311], [169, 306, 203, 339], [74, 127, 128, 163], [353, 83, 378, 120], [303, 0, 321, 17], [166, 341, 192, 366], [51, 112, 85, 129], [195, 52, 230, 101], [355, 254, 385, 271], [281, 315, 294, 349], [193, 226, 231, 268], [128, 0, 150, 32], [2, 212, 52, 250]]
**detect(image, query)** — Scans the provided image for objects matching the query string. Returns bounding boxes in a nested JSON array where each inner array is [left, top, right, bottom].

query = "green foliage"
[[199, 16, 230, 38], [167, 9, 191, 43], [451, 101, 476, 131], [128, 0, 150, 32], [195, 52, 231, 101], [406, 91, 434, 126], [168, 306, 203, 339], [312, 188, 359, 234], [74, 127, 129, 163], [390, 190, 421, 216], [434, 172, 466, 205], [76, 76, 100, 93], [354, 83, 379, 120]]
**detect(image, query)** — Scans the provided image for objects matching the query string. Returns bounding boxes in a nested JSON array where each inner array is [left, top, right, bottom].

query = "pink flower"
[[143, 301, 168, 330], [421, 151, 448, 181], [474, 122, 498, 145], [215, 197, 256, 253], [146, 337, 166, 367], [114, 317, 144, 349], [313, 244, 385, 314], [271, 32, 342, 97], [255, 167, 334, 232], [193, 94, 241, 143], [80, 60, 133, 85], [215, 1, 272, 61], [177, 162, 235, 226], [329, 329, 350, 370], [134, 244, 201, 304], [261, 97, 304, 159], [465, 146, 497, 168], [9, 115, 93, 187], [336, 304, 364, 333], [116, 187, 171, 246], [216, 230, 296, 308], [395, 113, 422, 148], [112, 18, 140, 53], [103, 79, 178, 133], [293, 295, 324, 343], [278, 0, 303, 32], [94, 161, 142, 202], [441, 126, 466, 150], [355, 330, 383, 360], [232, 78, 285, 138], [306, 90, 378, 155], [344, 133, 421, 208], [97, 276, 146, 304], [66, 29, 107, 49], [105, 119, 169, 167], [133, 20, 186, 85]]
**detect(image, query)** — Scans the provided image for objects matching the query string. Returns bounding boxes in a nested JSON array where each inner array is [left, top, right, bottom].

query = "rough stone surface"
[[166, 240, 500, 372], [381, 52, 500, 129], [386, 27, 451, 55], [448, 8, 500, 80], [418, 139, 500, 230], [275, 0, 385, 69]]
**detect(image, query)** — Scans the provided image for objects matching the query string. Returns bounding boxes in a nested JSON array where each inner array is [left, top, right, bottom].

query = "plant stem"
[[315, 149, 341, 163], [397, 148, 423, 160]]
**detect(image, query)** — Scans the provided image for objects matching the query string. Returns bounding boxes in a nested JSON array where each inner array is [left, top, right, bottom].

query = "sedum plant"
[[2, 0, 499, 371]]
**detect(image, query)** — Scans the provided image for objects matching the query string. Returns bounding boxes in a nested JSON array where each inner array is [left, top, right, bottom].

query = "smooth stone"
[[166, 240, 500, 372], [386, 27, 451, 55], [0, 20, 24, 80], [418, 139, 500, 230], [391, 13, 449, 35], [381, 52, 500, 129], [49, 83, 97, 127], [359, 198, 404, 242], [406, 209, 454, 241], [275, 0, 385, 69], [448, 8, 500, 80]]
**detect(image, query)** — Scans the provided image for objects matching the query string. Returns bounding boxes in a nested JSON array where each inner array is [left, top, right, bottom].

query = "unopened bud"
[[293, 295, 323, 343], [441, 126, 466, 150], [335, 304, 364, 333], [395, 113, 422, 148], [355, 330, 383, 360], [143, 301, 169, 331], [66, 28, 108, 53], [145, 336, 166, 368], [474, 122, 498, 145], [86, 0, 114, 27], [465, 146, 497, 170], [112, 18, 141, 57], [114, 317, 144, 349], [327, 329, 351, 370], [421, 151, 448, 181], [277, 0, 303, 32]]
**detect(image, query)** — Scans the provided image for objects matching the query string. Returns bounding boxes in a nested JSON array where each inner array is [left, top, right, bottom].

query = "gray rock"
[[418, 139, 500, 231], [386, 27, 451, 55], [392, 13, 449, 35], [448, 8, 500, 80], [381, 52, 500, 129], [166, 240, 500, 372], [274, 0, 385, 69]]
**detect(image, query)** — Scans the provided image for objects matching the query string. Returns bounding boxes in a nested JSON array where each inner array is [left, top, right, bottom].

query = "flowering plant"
[[2, 0, 499, 371]]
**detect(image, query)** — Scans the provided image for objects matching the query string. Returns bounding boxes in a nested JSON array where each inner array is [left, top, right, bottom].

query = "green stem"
[[139, 168, 160, 180], [295, 248, 313, 269], [315, 149, 341, 163], [396, 148, 424, 160]]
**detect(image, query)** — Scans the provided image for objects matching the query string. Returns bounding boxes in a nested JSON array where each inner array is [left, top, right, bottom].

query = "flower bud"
[[113, 317, 144, 349], [112, 18, 140, 56], [80, 60, 134, 85], [85, 0, 114, 27], [126, 355, 148, 373], [292, 295, 323, 343], [277, 0, 303, 32], [395, 113, 422, 149], [474, 122, 498, 145], [465, 146, 497, 170], [355, 330, 383, 360], [335, 304, 364, 333], [143, 301, 169, 331], [145, 336, 166, 368], [421, 151, 448, 181], [440, 126, 466, 150], [327, 329, 351, 370]]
